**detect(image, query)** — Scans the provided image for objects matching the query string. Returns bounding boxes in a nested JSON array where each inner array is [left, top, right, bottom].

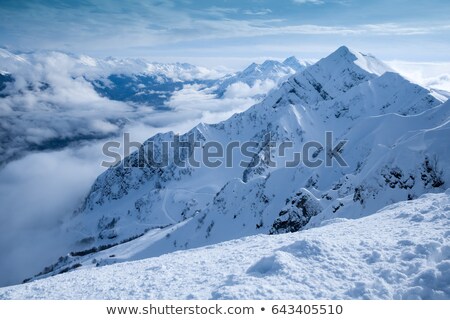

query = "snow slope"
[[1, 191, 449, 299], [0, 48, 304, 165]]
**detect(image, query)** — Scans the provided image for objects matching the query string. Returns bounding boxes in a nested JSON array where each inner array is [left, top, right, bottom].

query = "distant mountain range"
[[214, 56, 311, 97], [0, 48, 308, 166]]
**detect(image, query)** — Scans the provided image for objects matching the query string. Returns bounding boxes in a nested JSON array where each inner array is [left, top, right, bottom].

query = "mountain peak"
[[333, 45, 353, 56], [240, 59, 290, 76], [286, 46, 394, 101], [282, 56, 309, 72], [325, 46, 362, 67], [322, 45, 393, 76], [260, 59, 281, 68], [283, 56, 299, 64]]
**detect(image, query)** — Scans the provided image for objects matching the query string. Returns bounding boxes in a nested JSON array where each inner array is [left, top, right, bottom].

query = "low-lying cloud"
[[0, 49, 231, 166], [387, 60, 450, 93], [0, 49, 278, 287], [0, 142, 106, 287]]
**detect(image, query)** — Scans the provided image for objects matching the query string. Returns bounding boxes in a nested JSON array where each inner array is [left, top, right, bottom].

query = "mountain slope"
[[27, 46, 449, 282], [2, 191, 450, 299]]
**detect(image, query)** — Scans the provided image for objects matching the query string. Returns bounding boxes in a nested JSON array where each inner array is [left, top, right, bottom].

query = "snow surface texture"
[[1, 191, 450, 299], [20, 46, 449, 285]]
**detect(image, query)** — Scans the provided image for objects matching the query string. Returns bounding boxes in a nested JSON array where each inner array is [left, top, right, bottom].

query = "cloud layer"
[[388, 60, 450, 92], [0, 49, 232, 165], [0, 142, 105, 286], [0, 49, 278, 286]]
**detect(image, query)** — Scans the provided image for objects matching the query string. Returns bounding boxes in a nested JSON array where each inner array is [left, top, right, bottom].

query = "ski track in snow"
[[1, 191, 449, 299]]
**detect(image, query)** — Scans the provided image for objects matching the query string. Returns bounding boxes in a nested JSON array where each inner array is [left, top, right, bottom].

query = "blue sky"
[[1, 0, 449, 67]]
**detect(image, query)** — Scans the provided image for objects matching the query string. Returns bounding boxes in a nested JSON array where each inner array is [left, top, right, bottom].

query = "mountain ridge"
[[20, 46, 450, 283]]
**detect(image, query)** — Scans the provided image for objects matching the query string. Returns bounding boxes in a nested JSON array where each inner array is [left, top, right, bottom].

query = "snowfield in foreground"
[[1, 191, 450, 299]]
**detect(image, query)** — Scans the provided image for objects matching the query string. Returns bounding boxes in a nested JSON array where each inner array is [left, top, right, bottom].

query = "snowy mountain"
[[25, 46, 449, 283], [215, 57, 311, 98], [0, 49, 305, 166], [2, 190, 450, 299], [283, 56, 311, 72]]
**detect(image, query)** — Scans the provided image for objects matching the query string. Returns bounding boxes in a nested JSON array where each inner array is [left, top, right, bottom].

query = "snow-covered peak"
[[213, 56, 312, 99], [320, 45, 393, 76], [282, 56, 311, 72], [215, 59, 297, 97], [283, 56, 300, 67], [283, 46, 393, 102], [241, 59, 291, 76]]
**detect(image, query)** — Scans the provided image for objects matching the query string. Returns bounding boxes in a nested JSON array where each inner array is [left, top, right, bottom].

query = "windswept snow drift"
[[1, 191, 449, 299]]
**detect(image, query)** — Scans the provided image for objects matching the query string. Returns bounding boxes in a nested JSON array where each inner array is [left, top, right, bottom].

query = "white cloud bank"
[[0, 51, 279, 286], [0, 142, 106, 286], [388, 60, 450, 92]]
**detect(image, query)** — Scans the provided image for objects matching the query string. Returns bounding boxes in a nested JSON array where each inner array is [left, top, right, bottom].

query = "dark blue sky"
[[1, 0, 449, 67]]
